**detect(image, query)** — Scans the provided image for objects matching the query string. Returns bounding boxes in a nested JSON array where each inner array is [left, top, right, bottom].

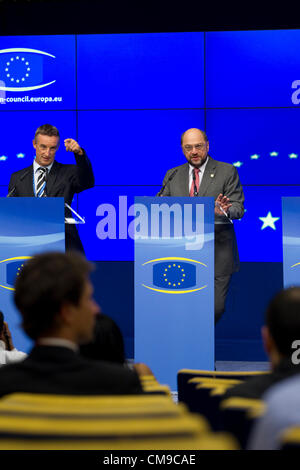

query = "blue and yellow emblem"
[[142, 257, 207, 294], [0, 256, 31, 291]]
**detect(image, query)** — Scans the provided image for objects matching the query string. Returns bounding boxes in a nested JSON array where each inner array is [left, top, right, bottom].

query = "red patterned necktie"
[[189, 168, 200, 197]]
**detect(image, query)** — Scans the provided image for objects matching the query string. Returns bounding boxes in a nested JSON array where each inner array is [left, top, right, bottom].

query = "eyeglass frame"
[[182, 143, 208, 152]]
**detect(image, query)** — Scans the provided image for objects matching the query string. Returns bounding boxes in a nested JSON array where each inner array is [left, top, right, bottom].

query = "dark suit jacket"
[[159, 157, 245, 276], [224, 358, 300, 400], [8, 150, 94, 253], [0, 345, 143, 397]]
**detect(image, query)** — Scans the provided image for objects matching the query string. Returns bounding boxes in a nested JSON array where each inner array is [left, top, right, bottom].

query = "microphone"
[[157, 169, 178, 197], [7, 170, 30, 197], [7, 187, 16, 198], [192, 169, 198, 197], [215, 201, 233, 224]]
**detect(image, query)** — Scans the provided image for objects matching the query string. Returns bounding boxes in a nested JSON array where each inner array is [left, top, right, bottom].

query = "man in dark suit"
[[8, 124, 94, 253], [224, 287, 300, 400], [159, 128, 244, 322], [0, 251, 142, 397]]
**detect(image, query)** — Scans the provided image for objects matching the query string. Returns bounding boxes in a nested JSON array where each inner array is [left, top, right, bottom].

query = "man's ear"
[[261, 325, 273, 356], [59, 302, 75, 326], [32, 139, 37, 150]]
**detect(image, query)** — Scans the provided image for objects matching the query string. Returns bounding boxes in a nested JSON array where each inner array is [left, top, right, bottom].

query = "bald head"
[[181, 128, 209, 168], [181, 128, 208, 145]]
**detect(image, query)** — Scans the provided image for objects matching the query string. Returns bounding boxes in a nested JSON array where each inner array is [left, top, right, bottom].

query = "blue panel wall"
[[206, 30, 300, 107], [77, 33, 205, 109], [206, 108, 300, 186], [78, 109, 205, 186], [1, 30, 299, 361]]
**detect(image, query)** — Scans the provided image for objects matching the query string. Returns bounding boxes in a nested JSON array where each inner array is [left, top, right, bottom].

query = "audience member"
[[224, 287, 300, 399], [248, 373, 300, 449], [80, 313, 154, 377], [0, 311, 27, 365], [0, 252, 142, 397]]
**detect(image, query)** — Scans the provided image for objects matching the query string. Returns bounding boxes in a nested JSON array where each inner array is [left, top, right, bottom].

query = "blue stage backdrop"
[[0, 30, 299, 264], [0, 30, 299, 361], [0, 198, 65, 352]]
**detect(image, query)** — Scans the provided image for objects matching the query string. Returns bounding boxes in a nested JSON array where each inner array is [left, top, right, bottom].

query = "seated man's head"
[[262, 287, 300, 368], [14, 252, 99, 345], [80, 313, 126, 364]]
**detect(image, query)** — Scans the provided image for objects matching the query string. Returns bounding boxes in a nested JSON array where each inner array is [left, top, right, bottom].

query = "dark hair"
[[80, 313, 125, 364], [0, 311, 3, 335], [266, 287, 300, 356], [34, 124, 60, 141], [14, 252, 92, 340]]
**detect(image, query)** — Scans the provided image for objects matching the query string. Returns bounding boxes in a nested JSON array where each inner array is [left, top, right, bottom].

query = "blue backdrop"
[[0, 30, 299, 264], [0, 30, 298, 361]]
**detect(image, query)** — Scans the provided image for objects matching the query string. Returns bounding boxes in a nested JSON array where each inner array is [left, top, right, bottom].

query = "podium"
[[134, 197, 215, 390], [0, 198, 65, 352], [282, 197, 300, 287]]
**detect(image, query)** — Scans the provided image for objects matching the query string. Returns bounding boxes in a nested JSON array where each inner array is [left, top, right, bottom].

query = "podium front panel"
[[134, 197, 214, 390], [0, 198, 65, 352]]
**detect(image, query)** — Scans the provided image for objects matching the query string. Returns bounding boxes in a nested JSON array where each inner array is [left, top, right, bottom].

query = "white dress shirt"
[[188, 156, 210, 193], [0, 340, 27, 365], [33, 159, 54, 196], [37, 337, 79, 353]]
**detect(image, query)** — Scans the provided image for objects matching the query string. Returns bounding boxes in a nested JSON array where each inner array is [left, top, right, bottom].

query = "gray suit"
[[159, 156, 244, 321]]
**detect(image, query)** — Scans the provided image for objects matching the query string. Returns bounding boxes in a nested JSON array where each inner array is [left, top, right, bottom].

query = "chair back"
[[219, 397, 266, 448]]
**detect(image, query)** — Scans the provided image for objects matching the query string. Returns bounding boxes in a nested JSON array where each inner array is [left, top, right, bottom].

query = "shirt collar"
[[33, 158, 54, 174], [188, 155, 209, 176], [37, 338, 79, 353]]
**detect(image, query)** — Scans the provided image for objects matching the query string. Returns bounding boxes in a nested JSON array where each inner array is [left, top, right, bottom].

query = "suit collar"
[[45, 160, 60, 195], [24, 160, 60, 197], [33, 159, 54, 174], [29, 344, 78, 360], [182, 157, 217, 197], [198, 156, 217, 196], [178, 163, 190, 196], [22, 165, 34, 197]]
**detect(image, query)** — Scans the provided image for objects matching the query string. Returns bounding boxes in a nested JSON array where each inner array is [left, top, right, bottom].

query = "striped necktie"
[[36, 167, 48, 197]]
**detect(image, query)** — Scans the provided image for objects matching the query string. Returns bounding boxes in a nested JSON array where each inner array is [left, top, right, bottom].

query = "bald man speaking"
[[158, 128, 245, 323]]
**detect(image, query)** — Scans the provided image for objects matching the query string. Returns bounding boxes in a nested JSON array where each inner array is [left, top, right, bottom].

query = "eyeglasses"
[[183, 143, 207, 152]]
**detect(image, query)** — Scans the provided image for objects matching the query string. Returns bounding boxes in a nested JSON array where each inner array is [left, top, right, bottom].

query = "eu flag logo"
[[6, 260, 25, 287], [0, 53, 42, 88], [142, 257, 208, 294], [153, 262, 196, 290], [0, 48, 56, 92]]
